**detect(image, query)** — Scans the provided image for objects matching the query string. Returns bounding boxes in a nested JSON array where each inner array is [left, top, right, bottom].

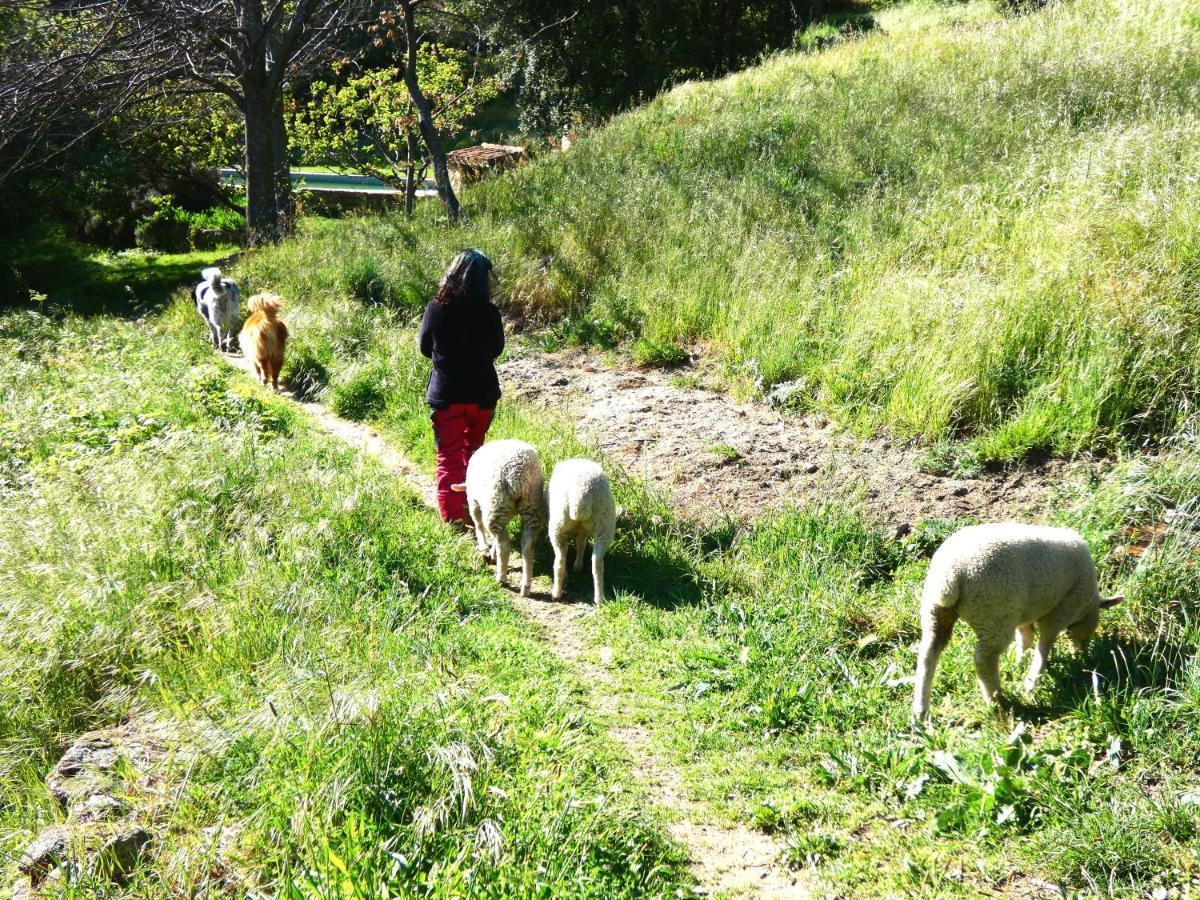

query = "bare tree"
[[0, 0, 371, 245]]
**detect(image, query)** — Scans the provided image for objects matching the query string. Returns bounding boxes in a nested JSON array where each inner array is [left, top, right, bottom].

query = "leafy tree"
[[0, 0, 372, 245], [474, 0, 831, 132], [291, 48, 498, 214]]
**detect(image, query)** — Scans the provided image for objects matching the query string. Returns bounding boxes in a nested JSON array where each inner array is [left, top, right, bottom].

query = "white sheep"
[[912, 523, 1123, 719], [461, 440, 545, 597], [547, 459, 617, 605]]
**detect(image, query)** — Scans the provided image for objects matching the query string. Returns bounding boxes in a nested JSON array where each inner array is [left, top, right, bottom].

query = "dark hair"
[[436, 248, 493, 305]]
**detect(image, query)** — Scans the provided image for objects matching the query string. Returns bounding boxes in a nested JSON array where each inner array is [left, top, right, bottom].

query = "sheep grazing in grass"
[[460, 440, 545, 596], [548, 459, 617, 605], [194, 267, 240, 352], [912, 523, 1123, 719]]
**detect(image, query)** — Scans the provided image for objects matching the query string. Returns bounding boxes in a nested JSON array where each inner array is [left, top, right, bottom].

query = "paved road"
[[219, 167, 437, 196]]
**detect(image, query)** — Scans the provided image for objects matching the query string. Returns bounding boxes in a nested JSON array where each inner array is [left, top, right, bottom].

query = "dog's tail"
[[248, 291, 282, 317], [201, 266, 223, 285]]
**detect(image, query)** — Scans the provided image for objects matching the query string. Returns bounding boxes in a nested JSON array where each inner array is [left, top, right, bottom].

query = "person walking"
[[419, 248, 504, 524]]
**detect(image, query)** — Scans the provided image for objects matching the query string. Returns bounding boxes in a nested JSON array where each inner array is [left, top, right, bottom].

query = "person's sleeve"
[[418, 302, 435, 358], [490, 306, 505, 359]]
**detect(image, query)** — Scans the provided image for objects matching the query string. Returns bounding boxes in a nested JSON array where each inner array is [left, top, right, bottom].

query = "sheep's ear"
[[450, 483, 467, 493], [1099, 594, 1124, 609]]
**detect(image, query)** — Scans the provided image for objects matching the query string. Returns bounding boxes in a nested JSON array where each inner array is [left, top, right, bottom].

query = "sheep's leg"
[[518, 515, 536, 598], [974, 640, 1006, 707], [912, 602, 957, 719], [1014, 624, 1035, 658], [591, 539, 608, 606], [550, 524, 571, 601], [1023, 628, 1060, 694], [489, 517, 511, 586], [573, 529, 589, 572], [494, 533, 510, 586], [469, 501, 490, 558]]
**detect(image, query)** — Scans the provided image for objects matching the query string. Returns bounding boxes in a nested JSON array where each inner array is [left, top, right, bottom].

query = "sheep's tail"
[[202, 266, 223, 284], [923, 566, 961, 610], [248, 292, 282, 317]]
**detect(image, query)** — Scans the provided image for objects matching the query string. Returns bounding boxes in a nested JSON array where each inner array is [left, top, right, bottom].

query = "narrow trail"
[[218, 351, 809, 897]]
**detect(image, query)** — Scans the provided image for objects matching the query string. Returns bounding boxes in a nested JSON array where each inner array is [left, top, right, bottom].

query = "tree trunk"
[[242, 91, 280, 246], [404, 128, 419, 218], [618, 0, 641, 106], [400, 0, 460, 222], [238, 0, 294, 245], [270, 92, 294, 237]]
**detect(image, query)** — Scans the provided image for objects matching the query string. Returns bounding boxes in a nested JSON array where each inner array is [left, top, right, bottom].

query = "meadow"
[[175, 260, 1200, 892], [5, 0, 1200, 894], [0, 296, 688, 895], [239, 0, 1200, 465]]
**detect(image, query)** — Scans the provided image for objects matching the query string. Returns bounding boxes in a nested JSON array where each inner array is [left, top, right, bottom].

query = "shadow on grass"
[[517, 524, 706, 611], [2, 228, 239, 318], [1010, 628, 1194, 724], [606, 540, 707, 611]]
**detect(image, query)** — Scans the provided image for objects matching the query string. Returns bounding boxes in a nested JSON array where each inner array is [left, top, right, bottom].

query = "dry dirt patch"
[[499, 346, 1088, 528]]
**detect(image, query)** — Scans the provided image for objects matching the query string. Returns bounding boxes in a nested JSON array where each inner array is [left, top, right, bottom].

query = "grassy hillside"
[[10, 232, 1200, 894], [181, 251, 1200, 894], [243, 0, 1200, 463], [226, 225, 1200, 892], [7, 0, 1200, 894]]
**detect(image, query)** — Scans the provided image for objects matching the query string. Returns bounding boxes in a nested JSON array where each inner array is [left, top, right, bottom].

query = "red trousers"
[[432, 403, 494, 522]]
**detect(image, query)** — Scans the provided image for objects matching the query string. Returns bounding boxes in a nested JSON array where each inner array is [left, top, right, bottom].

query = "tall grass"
[[213, 256, 1200, 891], [0, 309, 688, 896], [9, 237, 1200, 893], [243, 0, 1200, 461], [444, 360, 1200, 894]]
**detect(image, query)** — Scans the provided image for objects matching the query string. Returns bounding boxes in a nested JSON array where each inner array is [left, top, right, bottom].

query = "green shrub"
[[633, 335, 689, 368], [134, 197, 191, 252], [134, 196, 243, 252]]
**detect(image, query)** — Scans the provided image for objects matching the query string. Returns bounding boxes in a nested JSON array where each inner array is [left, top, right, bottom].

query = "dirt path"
[[499, 345, 1086, 527], [219, 351, 808, 897]]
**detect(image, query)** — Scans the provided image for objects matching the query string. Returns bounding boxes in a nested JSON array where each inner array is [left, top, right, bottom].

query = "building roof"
[[447, 143, 526, 168]]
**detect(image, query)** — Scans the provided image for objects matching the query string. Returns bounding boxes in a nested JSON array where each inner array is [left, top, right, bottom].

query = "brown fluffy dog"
[[240, 292, 289, 390]]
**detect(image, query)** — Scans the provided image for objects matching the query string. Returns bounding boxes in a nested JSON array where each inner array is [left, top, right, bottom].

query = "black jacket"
[[418, 298, 504, 408]]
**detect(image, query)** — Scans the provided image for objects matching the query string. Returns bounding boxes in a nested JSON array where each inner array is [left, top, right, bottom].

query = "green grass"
[[8, 0, 1200, 893], [2, 226, 237, 316], [242, 0, 1200, 463], [0, 303, 690, 896], [220, 232, 1200, 892]]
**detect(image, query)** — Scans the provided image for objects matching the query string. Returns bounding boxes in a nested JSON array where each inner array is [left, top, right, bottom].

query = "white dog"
[[194, 267, 240, 352]]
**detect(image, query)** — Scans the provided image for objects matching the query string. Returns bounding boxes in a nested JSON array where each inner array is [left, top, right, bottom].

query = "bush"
[[133, 197, 192, 252], [632, 336, 689, 368], [134, 197, 244, 252], [186, 205, 244, 248]]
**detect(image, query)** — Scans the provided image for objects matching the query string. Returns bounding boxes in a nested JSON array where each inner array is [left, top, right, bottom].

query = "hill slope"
[[251, 0, 1200, 462]]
